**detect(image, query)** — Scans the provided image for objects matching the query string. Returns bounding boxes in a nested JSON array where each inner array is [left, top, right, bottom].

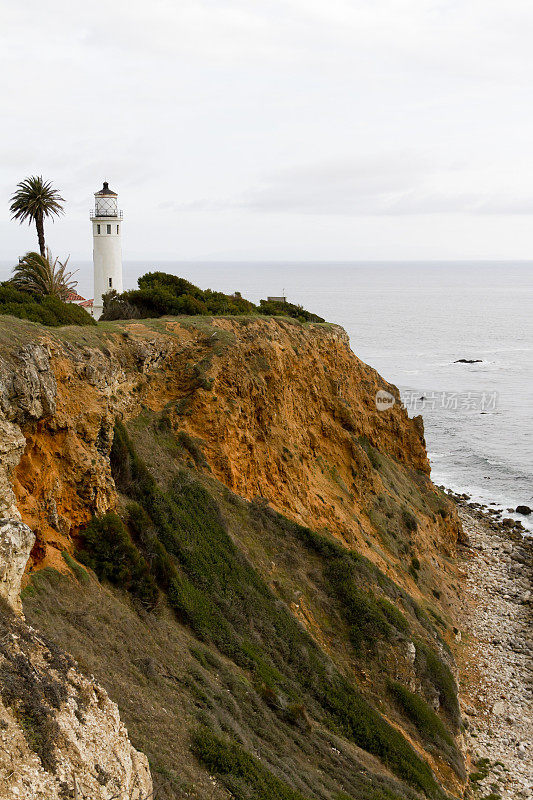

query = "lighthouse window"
[[106, 224, 111, 234], [109, 278, 113, 288], [116, 225, 119, 234], [97, 224, 100, 234]]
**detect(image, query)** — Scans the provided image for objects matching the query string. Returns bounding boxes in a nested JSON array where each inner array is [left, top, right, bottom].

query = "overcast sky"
[[2, 0, 533, 264]]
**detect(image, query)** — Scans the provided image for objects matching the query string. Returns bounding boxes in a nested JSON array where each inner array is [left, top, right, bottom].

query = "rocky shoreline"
[[450, 496, 532, 799], [444, 489, 532, 536]]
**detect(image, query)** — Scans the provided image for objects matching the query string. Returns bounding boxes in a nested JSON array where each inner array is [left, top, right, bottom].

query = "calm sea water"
[[2, 259, 532, 531]]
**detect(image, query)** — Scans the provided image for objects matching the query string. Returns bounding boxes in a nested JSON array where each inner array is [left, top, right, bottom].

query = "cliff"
[[1, 317, 459, 576], [0, 315, 466, 800]]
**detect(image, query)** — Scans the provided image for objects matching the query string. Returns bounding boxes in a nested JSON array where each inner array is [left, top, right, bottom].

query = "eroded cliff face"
[[0, 315, 466, 799], [0, 327, 153, 800], [0, 316, 459, 592]]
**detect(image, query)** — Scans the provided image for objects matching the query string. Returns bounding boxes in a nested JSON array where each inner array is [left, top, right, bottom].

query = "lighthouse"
[[90, 181, 123, 319]]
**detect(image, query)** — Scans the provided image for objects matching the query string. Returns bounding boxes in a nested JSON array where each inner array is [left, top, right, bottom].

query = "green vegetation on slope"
[[23, 565, 421, 800], [0, 283, 95, 326], [415, 642, 460, 727], [387, 681, 455, 754], [22, 411, 464, 798], [236, 495, 463, 776], [101, 271, 324, 323], [76, 512, 158, 608], [192, 727, 313, 800], [82, 420, 442, 797], [192, 727, 416, 800]]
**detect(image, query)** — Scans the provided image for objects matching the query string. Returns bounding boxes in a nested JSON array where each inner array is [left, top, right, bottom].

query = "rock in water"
[[454, 358, 483, 363], [516, 505, 531, 516], [0, 518, 35, 614]]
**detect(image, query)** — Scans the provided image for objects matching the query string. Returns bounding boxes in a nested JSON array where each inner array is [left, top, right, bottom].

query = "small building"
[[66, 291, 94, 314], [90, 181, 123, 320], [267, 296, 287, 303]]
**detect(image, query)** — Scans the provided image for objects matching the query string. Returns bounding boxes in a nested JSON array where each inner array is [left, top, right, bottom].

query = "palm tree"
[[12, 249, 78, 301], [9, 175, 65, 256]]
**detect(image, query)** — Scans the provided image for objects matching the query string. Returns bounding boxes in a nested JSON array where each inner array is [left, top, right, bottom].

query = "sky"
[[1, 0, 533, 264]]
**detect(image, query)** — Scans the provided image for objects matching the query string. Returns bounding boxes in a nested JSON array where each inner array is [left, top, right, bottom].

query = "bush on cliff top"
[[0, 283, 96, 327], [101, 271, 324, 323]]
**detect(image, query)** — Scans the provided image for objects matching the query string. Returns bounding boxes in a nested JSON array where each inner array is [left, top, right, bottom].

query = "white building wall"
[[92, 219, 123, 319]]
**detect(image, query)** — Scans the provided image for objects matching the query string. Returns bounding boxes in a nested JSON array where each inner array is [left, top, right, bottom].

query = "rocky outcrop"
[[0, 518, 34, 614], [0, 602, 152, 800], [516, 505, 531, 516]]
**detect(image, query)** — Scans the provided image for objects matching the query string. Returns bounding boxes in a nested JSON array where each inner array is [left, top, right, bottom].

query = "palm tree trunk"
[[35, 211, 45, 256]]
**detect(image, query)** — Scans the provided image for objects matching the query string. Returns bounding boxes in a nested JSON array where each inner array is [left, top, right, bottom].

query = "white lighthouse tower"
[[90, 181, 123, 319]]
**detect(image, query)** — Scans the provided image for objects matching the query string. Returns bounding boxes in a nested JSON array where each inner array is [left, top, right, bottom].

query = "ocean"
[[2, 259, 532, 532]]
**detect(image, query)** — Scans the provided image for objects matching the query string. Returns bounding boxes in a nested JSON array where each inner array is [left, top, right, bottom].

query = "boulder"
[[516, 505, 532, 516]]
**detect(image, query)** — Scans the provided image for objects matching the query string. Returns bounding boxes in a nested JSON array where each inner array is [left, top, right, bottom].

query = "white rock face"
[[0, 615, 152, 800], [0, 412, 26, 519], [405, 640, 416, 664], [0, 517, 35, 614], [0, 514, 153, 800]]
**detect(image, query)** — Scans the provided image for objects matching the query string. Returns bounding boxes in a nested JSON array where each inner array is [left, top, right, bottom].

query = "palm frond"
[[9, 175, 65, 223], [11, 249, 78, 301]]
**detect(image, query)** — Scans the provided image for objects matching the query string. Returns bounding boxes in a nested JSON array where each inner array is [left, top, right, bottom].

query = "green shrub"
[[325, 558, 391, 651], [61, 551, 90, 584], [76, 512, 158, 609], [257, 298, 324, 323], [416, 642, 460, 727], [402, 510, 418, 532], [192, 727, 312, 800], [387, 681, 454, 749], [176, 431, 209, 467], [378, 598, 410, 633], [358, 437, 383, 470], [285, 702, 310, 730], [0, 283, 96, 327], [101, 271, 324, 322], [428, 608, 447, 629]]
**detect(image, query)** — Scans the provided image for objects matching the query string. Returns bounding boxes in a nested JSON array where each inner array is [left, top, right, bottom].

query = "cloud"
[[2, 0, 533, 260], [238, 155, 533, 216]]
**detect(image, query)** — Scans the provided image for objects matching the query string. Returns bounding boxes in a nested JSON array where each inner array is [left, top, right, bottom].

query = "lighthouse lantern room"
[[90, 181, 123, 319]]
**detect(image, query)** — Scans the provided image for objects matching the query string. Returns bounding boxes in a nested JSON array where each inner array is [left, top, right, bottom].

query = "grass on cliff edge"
[[74, 420, 444, 798]]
